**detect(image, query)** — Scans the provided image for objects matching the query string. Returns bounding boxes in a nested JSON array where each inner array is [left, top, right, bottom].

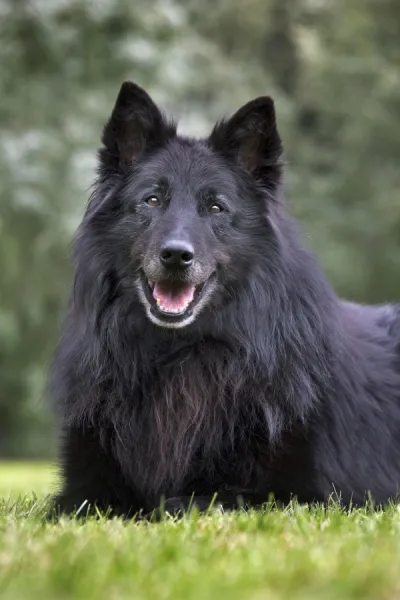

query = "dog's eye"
[[209, 204, 223, 214], [145, 196, 161, 207]]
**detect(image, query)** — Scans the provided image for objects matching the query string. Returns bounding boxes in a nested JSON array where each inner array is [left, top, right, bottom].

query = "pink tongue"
[[153, 282, 196, 313]]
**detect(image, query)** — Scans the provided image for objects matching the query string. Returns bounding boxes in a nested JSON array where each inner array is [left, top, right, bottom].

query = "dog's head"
[[82, 82, 283, 330]]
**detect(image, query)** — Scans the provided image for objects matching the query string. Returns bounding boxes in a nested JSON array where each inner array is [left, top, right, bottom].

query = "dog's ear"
[[100, 82, 176, 173], [209, 97, 283, 186]]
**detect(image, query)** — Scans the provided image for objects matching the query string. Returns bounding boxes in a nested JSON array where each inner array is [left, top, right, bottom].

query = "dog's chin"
[[135, 271, 216, 329]]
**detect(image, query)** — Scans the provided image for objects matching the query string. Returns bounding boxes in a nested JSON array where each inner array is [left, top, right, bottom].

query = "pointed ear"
[[208, 97, 283, 186], [100, 82, 176, 172]]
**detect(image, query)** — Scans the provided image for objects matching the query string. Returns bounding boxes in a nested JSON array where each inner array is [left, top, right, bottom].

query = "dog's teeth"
[[156, 298, 189, 314]]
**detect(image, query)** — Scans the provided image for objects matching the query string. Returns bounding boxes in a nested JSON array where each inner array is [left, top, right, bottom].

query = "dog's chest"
[[114, 365, 260, 498]]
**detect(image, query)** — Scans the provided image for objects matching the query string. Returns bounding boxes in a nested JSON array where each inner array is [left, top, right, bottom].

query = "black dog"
[[49, 81, 400, 518]]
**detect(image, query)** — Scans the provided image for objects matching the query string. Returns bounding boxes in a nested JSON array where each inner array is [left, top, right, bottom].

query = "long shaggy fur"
[[49, 82, 400, 517]]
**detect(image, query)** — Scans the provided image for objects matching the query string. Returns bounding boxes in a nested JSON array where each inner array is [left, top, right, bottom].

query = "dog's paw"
[[149, 495, 224, 520]]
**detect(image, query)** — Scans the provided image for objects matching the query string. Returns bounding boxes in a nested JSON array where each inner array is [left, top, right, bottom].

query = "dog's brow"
[[156, 177, 171, 193], [198, 187, 216, 199]]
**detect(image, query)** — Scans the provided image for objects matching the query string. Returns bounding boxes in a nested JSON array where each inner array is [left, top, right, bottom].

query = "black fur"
[[49, 81, 400, 518]]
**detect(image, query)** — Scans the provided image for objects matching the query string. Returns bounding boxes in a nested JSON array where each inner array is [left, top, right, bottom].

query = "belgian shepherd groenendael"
[[49, 81, 400, 518]]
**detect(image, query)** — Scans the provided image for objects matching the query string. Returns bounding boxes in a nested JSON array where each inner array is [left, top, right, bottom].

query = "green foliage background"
[[0, 0, 399, 457]]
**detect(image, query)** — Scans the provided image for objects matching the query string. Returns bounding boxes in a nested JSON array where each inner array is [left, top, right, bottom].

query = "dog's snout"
[[160, 240, 194, 268]]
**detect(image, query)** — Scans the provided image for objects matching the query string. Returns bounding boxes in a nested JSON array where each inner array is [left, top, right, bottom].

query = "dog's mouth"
[[139, 271, 213, 324]]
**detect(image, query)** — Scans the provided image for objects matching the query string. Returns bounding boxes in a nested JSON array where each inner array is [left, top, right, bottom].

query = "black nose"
[[160, 240, 194, 268]]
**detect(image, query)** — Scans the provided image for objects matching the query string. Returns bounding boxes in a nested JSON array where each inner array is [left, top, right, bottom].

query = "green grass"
[[0, 462, 57, 497], [1, 464, 400, 600]]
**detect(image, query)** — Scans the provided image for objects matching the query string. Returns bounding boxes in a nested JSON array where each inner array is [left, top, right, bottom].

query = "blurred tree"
[[0, 0, 399, 456]]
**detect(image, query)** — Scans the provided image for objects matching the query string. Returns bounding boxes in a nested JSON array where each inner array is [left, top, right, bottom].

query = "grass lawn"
[[1, 463, 400, 599]]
